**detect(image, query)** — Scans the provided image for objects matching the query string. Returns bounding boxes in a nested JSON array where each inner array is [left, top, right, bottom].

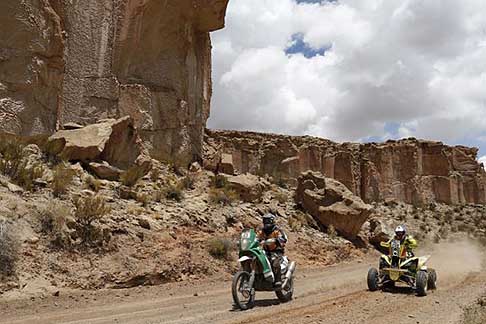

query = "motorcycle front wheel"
[[232, 271, 255, 310], [276, 276, 294, 302]]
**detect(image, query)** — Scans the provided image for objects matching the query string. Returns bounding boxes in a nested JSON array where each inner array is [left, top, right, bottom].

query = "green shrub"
[[0, 221, 18, 276], [207, 237, 233, 260]]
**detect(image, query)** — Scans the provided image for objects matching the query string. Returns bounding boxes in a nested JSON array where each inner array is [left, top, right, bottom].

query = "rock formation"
[[205, 130, 486, 205], [295, 171, 372, 239], [0, 0, 229, 165]]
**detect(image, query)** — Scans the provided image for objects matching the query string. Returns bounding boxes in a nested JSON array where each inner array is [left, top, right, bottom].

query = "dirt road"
[[1, 254, 485, 324]]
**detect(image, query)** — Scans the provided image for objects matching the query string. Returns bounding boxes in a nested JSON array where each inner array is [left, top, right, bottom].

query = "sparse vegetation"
[[273, 190, 288, 204], [120, 165, 146, 187], [209, 188, 238, 206], [74, 195, 110, 246], [207, 237, 233, 260], [181, 174, 197, 190], [0, 221, 18, 277], [150, 168, 161, 182], [327, 224, 337, 239], [85, 175, 103, 192], [136, 191, 151, 207], [164, 182, 184, 202], [39, 200, 73, 248], [211, 174, 228, 189], [51, 163, 76, 197]]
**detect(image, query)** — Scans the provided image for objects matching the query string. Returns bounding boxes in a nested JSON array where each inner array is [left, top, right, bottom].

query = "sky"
[[207, 0, 486, 165]]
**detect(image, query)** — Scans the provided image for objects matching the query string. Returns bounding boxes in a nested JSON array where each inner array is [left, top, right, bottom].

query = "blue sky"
[[209, 0, 486, 162]]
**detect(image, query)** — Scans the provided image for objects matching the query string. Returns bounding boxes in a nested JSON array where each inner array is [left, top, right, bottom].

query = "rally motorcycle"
[[367, 239, 437, 296], [232, 228, 296, 310]]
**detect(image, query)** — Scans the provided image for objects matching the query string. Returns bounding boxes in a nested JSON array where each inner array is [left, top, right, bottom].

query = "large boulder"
[[295, 171, 372, 239], [225, 173, 269, 202], [47, 116, 147, 171]]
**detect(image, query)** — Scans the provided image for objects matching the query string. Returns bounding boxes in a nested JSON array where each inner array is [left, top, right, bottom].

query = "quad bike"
[[367, 239, 437, 296], [232, 228, 296, 310]]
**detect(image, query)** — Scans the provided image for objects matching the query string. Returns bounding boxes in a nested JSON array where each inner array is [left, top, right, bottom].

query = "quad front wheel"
[[416, 270, 428, 296], [232, 271, 255, 310], [367, 268, 379, 291]]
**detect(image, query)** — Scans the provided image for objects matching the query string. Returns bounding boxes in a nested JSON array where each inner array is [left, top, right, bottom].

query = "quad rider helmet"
[[395, 225, 406, 240], [262, 213, 276, 235]]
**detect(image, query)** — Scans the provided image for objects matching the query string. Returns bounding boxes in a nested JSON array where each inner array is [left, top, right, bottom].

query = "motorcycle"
[[232, 228, 296, 310], [367, 239, 437, 296]]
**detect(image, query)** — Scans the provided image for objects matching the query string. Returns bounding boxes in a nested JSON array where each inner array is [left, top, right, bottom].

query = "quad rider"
[[257, 213, 288, 289], [382, 225, 418, 275]]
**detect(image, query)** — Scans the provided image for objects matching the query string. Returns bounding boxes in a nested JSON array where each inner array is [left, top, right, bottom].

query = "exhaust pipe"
[[282, 261, 296, 289]]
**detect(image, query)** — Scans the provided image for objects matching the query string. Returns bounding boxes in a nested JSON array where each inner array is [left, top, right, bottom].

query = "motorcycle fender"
[[238, 256, 253, 262]]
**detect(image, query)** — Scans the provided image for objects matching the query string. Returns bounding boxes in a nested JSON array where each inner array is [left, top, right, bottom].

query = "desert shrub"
[[149, 168, 161, 182], [39, 201, 73, 248], [164, 182, 184, 202], [0, 221, 18, 277], [274, 190, 288, 204], [207, 237, 233, 260], [74, 195, 110, 246], [289, 216, 302, 232], [211, 174, 228, 189], [327, 224, 337, 239], [181, 174, 197, 190], [208, 188, 238, 206], [120, 165, 145, 187], [136, 191, 151, 207], [51, 163, 75, 197], [85, 175, 102, 192]]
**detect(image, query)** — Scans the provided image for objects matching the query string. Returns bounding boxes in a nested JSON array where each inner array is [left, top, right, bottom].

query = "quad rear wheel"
[[367, 268, 380, 291], [232, 271, 255, 310], [427, 269, 437, 290]]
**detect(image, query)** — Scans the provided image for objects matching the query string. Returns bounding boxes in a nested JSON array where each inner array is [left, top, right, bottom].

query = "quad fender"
[[380, 241, 390, 248], [418, 255, 431, 270]]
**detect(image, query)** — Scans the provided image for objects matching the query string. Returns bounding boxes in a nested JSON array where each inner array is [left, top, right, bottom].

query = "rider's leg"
[[271, 253, 283, 288]]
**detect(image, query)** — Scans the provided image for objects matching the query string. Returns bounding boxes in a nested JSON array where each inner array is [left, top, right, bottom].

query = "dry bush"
[[85, 175, 103, 192], [136, 191, 151, 207], [207, 237, 233, 260], [51, 163, 75, 197], [211, 174, 228, 189], [209, 188, 238, 206], [150, 168, 161, 182], [164, 182, 184, 202], [39, 201, 73, 248], [0, 221, 18, 277], [289, 216, 302, 232], [74, 195, 110, 246], [181, 174, 197, 190], [273, 190, 288, 204], [120, 165, 146, 187], [327, 224, 337, 239]]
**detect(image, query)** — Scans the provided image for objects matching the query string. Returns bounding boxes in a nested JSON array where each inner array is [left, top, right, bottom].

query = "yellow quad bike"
[[367, 239, 437, 296]]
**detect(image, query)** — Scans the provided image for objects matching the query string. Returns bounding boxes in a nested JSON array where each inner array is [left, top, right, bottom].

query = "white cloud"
[[208, 0, 486, 150], [479, 156, 486, 170]]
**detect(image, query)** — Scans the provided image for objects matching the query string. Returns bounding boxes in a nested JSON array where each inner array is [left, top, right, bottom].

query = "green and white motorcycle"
[[367, 239, 437, 296], [232, 229, 296, 310]]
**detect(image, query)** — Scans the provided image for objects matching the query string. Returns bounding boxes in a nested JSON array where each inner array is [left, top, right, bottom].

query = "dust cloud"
[[420, 238, 484, 280]]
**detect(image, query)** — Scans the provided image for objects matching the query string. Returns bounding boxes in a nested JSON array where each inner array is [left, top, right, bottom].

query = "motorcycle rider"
[[257, 213, 288, 289]]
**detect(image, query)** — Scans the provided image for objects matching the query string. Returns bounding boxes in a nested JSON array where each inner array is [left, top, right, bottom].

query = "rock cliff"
[[0, 0, 229, 165], [204, 129, 486, 205]]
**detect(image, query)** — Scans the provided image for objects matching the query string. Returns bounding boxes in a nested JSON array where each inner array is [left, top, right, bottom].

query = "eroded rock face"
[[295, 171, 372, 239], [205, 130, 486, 205], [0, 0, 229, 165]]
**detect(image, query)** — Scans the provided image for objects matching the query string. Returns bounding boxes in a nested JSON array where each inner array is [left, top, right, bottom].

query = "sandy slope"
[[1, 253, 485, 324]]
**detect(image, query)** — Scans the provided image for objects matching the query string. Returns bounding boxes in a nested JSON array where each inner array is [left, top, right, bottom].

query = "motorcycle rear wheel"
[[232, 271, 255, 310]]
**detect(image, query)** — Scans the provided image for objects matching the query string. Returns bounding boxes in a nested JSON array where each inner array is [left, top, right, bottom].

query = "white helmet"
[[395, 225, 406, 239]]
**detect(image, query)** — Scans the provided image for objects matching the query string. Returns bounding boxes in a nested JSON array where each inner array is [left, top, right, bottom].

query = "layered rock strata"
[[0, 0, 229, 165], [205, 130, 486, 205]]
